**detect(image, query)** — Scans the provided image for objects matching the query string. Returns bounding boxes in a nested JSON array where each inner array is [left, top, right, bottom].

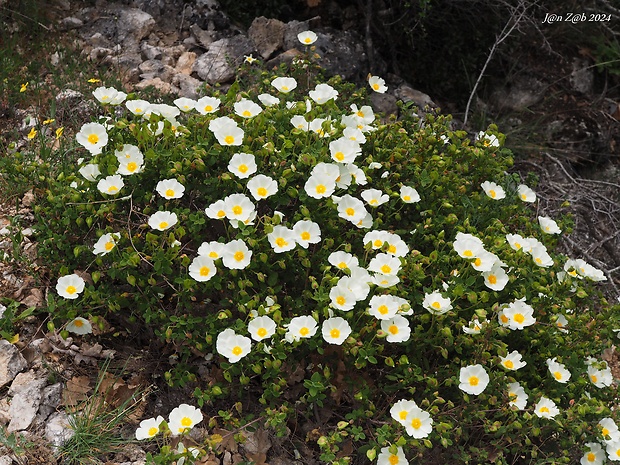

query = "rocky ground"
[[1, 0, 619, 464]]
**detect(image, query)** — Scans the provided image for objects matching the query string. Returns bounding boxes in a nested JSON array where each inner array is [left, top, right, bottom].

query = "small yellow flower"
[[27, 127, 37, 139], [88, 78, 101, 83], [55, 127, 64, 139], [20, 82, 29, 92], [43, 118, 55, 125]]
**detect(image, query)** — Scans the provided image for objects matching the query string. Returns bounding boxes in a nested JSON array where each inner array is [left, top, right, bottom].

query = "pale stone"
[[0, 340, 27, 388]]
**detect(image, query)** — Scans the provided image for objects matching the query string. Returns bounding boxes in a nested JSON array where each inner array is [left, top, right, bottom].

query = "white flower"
[[506, 233, 527, 252], [135, 416, 165, 440], [476, 131, 500, 148], [343, 127, 366, 143], [322, 317, 351, 345], [188, 256, 216, 282], [196, 96, 221, 114], [400, 186, 420, 203], [390, 399, 418, 425], [483, 263, 509, 291], [368, 75, 387, 93], [228, 153, 257, 179], [328, 251, 359, 271], [248, 316, 276, 341], [148, 211, 178, 231], [304, 173, 336, 199], [287, 315, 318, 341], [205, 199, 227, 220], [329, 137, 361, 164], [222, 239, 252, 269], [329, 284, 358, 311], [223, 193, 255, 224], [462, 317, 488, 334], [459, 364, 490, 395], [546, 357, 571, 383], [126, 99, 151, 117], [517, 184, 537, 203], [173, 97, 196, 112], [56, 274, 85, 299], [499, 350, 526, 370], [587, 362, 613, 388], [367, 253, 401, 276], [268, 226, 297, 253], [507, 382, 528, 410], [309, 83, 338, 104], [291, 115, 309, 131], [337, 194, 368, 224], [381, 315, 411, 342], [209, 116, 244, 146], [530, 244, 554, 268], [293, 220, 321, 248], [501, 298, 536, 330], [79, 163, 101, 181], [539, 216, 561, 234], [453, 233, 485, 259], [534, 396, 560, 419], [258, 93, 280, 107], [66, 317, 92, 335], [93, 86, 125, 105], [234, 98, 262, 118], [422, 291, 452, 315], [168, 404, 203, 436], [471, 250, 502, 272], [197, 241, 226, 260], [247, 174, 278, 200], [156, 179, 185, 199], [97, 174, 124, 196], [271, 77, 297, 93], [216, 328, 252, 363], [481, 181, 506, 200], [599, 417, 620, 442], [580, 442, 605, 465], [76, 122, 108, 155], [93, 232, 120, 256], [297, 30, 318, 45], [403, 406, 433, 438], [361, 189, 388, 207], [606, 440, 620, 461], [377, 446, 408, 465], [368, 294, 400, 320]]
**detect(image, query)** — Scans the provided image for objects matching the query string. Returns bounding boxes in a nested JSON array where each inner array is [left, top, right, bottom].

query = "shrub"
[[3, 49, 619, 464]]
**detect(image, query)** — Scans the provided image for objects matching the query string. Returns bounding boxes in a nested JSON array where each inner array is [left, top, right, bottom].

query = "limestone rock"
[[175, 51, 197, 75], [249, 17, 285, 60], [172, 73, 202, 99], [45, 412, 75, 449], [7, 371, 47, 432], [0, 340, 27, 388], [193, 35, 254, 84]]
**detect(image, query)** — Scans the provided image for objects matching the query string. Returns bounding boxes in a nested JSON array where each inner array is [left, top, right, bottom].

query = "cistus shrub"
[[13, 51, 620, 464]]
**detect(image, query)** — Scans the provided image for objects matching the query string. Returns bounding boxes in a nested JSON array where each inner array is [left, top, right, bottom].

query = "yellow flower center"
[[469, 376, 479, 386], [165, 189, 175, 197], [232, 346, 242, 356], [105, 241, 115, 251], [535, 257, 543, 264], [603, 428, 610, 437], [66, 285, 76, 294], [205, 105, 213, 112], [242, 110, 252, 117], [388, 325, 398, 335], [257, 328, 267, 338], [500, 314, 509, 324], [224, 135, 235, 144], [199, 266, 211, 276], [148, 426, 158, 436], [503, 360, 514, 369], [299, 327, 309, 336], [474, 258, 482, 266], [217, 210, 226, 218], [234, 251, 244, 262], [514, 242, 521, 249], [388, 245, 396, 253], [370, 199, 378, 205], [399, 411, 407, 420], [463, 250, 473, 257], [159, 222, 168, 229], [431, 301, 441, 309], [514, 314, 525, 324], [489, 190, 496, 198], [232, 206, 242, 215], [335, 152, 344, 161], [586, 452, 595, 462], [209, 251, 218, 258], [380, 264, 392, 274], [330, 328, 340, 339], [378, 305, 389, 315], [389, 455, 399, 465], [372, 83, 380, 90], [87, 134, 99, 144], [238, 164, 248, 173], [521, 194, 527, 200], [336, 296, 346, 306], [591, 374, 598, 383], [282, 86, 289, 91], [127, 162, 137, 172], [304, 37, 312, 44], [275, 237, 288, 248], [373, 240, 383, 247], [181, 417, 192, 427], [301, 231, 311, 241], [107, 185, 118, 193], [257, 187, 268, 197], [488, 275, 497, 284], [345, 207, 355, 216], [410, 418, 421, 429], [316, 184, 326, 194], [540, 406, 549, 413], [554, 371, 562, 380], [74, 319, 83, 327], [403, 195, 410, 201]]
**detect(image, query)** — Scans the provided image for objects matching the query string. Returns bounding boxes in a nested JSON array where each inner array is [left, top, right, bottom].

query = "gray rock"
[[249, 17, 285, 60], [283, 19, 313, 51], [59, 16, 84, 31], [37, 382, 63, 423], [193, 35, 254, 84], [115, 8, 156, 48], [570, 57, 594, 94], [175, 51, 197, 75], [7, 371, 47, 432], [45, 412, 75, 449], [369, 92, 399, 118], [0, 456, 12, 465], [312, 30, 368, 80], [0, 340, 27, 388], [141, 42, 162, 61], [394, 85, 437, 109], [190, 24, 217, 49], [489, 75, 547, 111], [172, 73, 202, 99]]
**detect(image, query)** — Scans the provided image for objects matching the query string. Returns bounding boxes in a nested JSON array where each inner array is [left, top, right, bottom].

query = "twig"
[[0, 6, 51, 31], [463, 1, 530, 127]]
